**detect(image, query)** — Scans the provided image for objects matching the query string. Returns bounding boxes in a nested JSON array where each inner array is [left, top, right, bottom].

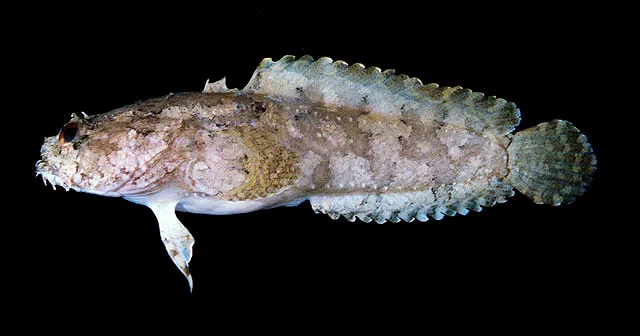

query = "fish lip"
[[35, 170, 65, 191], [35, 158, 129, 197], [35, 159, 73, 192], [35, 169, 121, 196], [36, 160, 127, 197]]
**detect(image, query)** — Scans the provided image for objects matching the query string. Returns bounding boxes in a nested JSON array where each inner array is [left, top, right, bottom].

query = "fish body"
[[36, 56, 597, 290]]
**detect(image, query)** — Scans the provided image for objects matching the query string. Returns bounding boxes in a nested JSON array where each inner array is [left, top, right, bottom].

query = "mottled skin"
[[38, 91, 508, 209], [37, 55, 595, 290], [36, 90, 509, 288]]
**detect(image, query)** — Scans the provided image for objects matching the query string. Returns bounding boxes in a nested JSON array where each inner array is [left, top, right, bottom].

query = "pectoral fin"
[[148, 202, 195, 291]]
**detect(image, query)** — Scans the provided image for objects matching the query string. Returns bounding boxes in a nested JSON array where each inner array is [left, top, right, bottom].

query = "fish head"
[[36, 110, 177, 196]]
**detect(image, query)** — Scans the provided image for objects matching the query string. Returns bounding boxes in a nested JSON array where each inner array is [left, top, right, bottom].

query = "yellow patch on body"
[[223, 126, 299, 201]]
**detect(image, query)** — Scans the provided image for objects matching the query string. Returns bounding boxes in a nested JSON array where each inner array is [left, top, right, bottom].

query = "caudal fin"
[[505, 120, 596, 205]]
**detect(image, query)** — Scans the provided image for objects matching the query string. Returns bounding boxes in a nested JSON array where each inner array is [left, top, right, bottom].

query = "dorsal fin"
[[203, 77, 236, 93], [243, 55, 520, 135]]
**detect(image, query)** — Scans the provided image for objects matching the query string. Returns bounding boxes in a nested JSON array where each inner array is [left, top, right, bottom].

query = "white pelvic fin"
[[203, 77, 236, 93], [148, 201, 195, 291]]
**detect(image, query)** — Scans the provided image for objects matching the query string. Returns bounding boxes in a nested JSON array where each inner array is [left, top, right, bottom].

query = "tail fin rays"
[[505, 120, 596, 205]]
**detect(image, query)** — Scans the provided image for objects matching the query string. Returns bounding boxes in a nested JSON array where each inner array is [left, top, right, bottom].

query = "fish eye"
[[59, 122, 78, 145]]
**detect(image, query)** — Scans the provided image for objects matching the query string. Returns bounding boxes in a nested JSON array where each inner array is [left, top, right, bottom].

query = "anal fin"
[[309, 179, 514, 223]]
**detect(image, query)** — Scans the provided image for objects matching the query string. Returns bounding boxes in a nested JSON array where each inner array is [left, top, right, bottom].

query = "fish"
[[35, 55, 597, 291]]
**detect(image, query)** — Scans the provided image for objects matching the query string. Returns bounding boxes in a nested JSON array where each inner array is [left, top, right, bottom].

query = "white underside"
[[176, 196, 269, 215], [124, 185, 306, 216]]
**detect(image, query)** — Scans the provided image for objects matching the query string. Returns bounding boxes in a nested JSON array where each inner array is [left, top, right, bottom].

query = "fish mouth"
[[36, 170, 67, 191], [35, 160, 72, 191], [35, 159, 125, 197]]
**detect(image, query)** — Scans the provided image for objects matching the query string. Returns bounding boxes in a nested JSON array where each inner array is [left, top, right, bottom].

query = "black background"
[[11, 3, 621, 325]]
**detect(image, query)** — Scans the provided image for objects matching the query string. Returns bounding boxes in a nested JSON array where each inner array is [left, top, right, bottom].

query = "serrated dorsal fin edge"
[[243, 55, 520, 136]]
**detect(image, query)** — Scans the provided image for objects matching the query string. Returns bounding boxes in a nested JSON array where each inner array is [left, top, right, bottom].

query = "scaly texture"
[[309, 178, 513, 223], [505, 120, 596, 205], [244, 55, 521, 136], [35, 55, 597, 290], [222, 126, 300, 201]]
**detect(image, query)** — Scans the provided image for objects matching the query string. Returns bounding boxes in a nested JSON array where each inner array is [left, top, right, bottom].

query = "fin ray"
[[148, 202, 195, 291], [505, 120, 596, 205], [309, 178, 514, 223], [243, 55, 520, 136]]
